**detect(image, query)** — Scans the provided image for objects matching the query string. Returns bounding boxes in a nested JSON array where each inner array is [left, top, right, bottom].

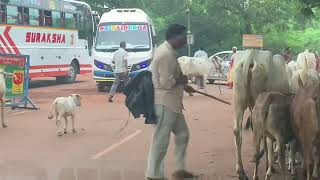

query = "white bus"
[[0, 0, 96, 83], [93, 8, 156, 91]]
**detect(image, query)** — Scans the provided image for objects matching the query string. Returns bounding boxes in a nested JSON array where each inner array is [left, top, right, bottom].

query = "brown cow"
[[251, 92, 294, 180], [291, 77, 320, 180]]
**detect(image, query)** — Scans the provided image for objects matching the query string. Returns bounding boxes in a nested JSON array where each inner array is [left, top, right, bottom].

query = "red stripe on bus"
[[0, 35, 12, 54], [29, 71, 68, 78], [80, 70, 92, 74], [80, 64, 92, 68], [30, 64, 70, 69], [4, 26, 20, 55], [30, 64, 92, 70], [0, 44, 5, 54]]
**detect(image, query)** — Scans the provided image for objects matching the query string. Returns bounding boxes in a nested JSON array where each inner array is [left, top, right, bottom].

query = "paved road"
[[0, 74, 290, 180]]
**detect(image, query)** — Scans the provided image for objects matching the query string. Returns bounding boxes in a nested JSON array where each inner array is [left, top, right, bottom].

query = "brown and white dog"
[[48, 94, 82, 136]]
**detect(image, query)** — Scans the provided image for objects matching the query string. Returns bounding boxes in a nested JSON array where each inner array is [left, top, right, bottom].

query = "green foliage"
[[84, 0, 320, 56]]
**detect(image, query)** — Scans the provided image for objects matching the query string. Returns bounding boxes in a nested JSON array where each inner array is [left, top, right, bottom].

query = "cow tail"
[[243, 51, 254, 130]]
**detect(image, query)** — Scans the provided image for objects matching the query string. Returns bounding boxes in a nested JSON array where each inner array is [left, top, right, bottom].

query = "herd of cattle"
[[231, 49, 320, 180], [1, 48, 320, 179]]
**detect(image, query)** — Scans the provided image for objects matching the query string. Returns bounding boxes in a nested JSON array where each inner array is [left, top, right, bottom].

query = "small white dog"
[[48, 94, 82, 136]]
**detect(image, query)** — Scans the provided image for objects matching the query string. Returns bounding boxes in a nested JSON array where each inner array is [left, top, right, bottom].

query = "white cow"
[[233, 50, 289, 180], [178, 56, 216, 93], [296, 49, 317, 70], [0, 68, 15, 128], [286, 60, 298, 80], [48, 94, 82, 136], [289, 68, 319, 93]]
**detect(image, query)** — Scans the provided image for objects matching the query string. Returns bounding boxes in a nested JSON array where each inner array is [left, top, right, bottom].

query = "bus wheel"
[[56, 62, 77, 83]]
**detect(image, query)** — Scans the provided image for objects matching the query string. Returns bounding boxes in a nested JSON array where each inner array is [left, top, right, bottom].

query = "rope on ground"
[[114, 111, 131, 136]]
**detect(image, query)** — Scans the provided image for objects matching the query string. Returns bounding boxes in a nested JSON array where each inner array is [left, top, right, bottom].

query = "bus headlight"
[[131, 59, 151, 72]]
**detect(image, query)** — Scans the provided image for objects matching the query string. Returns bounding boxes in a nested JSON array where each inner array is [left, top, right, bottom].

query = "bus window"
[[0, 5, 6, 23], [7, 5, 18, 24], [74, 14, 78, 28], [44, 10, 52, 26], [39, 10, 44, 26], [17, 7, 22, 24], [84, 5, 93, 53], [65, 13, 75, 29], [61, 12, 65, 27], [78, 13, 85, 39], [52, 11, 61, 27], [23, 8, 29, 25], [29, 8, 39, 26]]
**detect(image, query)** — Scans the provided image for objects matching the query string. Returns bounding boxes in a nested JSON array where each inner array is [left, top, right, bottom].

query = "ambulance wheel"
[[56, 62, 77, 83], [97, 83, 106, 92]]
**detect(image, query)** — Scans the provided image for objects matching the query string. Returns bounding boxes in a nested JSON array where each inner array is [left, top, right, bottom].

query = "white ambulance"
[[93, 9, 156, 91]]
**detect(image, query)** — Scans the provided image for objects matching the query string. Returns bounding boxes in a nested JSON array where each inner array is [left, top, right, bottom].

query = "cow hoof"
[[64, 130, 67, 134], [238, 171, 248, 180], [2, 124, 7, 128], [312, 172, 318, 178], [57, 132, 63, 136], [72, 129, 76, 133]]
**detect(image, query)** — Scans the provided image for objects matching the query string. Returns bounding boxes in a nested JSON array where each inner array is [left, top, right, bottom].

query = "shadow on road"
[[29, 80, 85, 89]]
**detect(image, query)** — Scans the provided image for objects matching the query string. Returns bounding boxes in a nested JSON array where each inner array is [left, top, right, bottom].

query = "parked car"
[[207, 51, 241, 84]]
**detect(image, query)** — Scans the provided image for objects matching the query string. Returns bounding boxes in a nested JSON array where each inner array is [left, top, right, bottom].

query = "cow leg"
[[234, 107, 248, 180], [312, 146, 319, 178], [1, 98, 6, 128], [253, 132, 262, 180], [265, 137, 274, 180], [288, 140, 297, 175], [56, 113, 63, 136], [278, 142, 286, 180], [304, 149, 311, 180], [71, 114, 76, 133], [203, 75, 208, 94], [64, 116, 68, 134]]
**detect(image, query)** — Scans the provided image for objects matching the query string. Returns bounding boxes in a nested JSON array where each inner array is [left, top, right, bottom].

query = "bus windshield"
[[95, 23, 151, 52]]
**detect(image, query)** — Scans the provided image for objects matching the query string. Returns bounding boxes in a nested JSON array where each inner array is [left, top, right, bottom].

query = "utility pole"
[[186, 0, 192, 56]]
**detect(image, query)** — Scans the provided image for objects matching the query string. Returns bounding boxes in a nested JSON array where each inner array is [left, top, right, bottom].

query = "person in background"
[[315, 51, 320, 72], [227, 46, 237, 89], [282, 47, 292, 63], [146, 24, 195, 180], [194, 47, 208, 58], [108, 41, 129, 102], [193, 47, 208, 89]]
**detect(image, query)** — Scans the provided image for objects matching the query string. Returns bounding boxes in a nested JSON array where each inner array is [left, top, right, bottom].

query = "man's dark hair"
[[120, 41, 126, 48], [199, 47, 204, 50], [166, 24, 187, 40]]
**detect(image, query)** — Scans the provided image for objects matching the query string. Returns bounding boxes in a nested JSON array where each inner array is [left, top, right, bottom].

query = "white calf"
[[48, 94, 82, 136]]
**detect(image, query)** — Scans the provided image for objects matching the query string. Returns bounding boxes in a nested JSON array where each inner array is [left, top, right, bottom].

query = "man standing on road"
[[193, 47, 208, 89], [282, 47, 291, 64], [145, 24, 195, 180], [108, 41, 129, 102]]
